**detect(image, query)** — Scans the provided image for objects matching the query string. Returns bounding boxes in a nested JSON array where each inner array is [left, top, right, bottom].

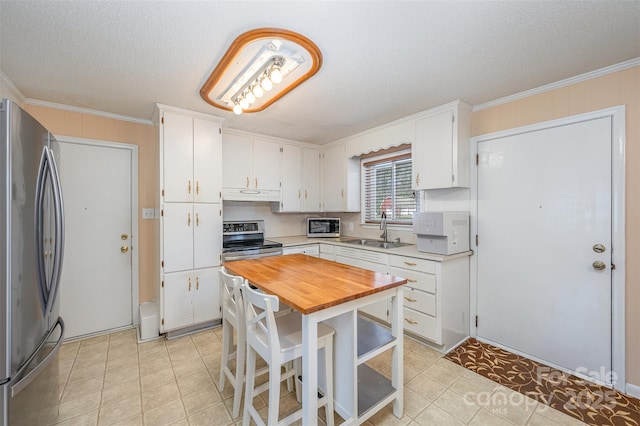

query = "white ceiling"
[[1, 1, 639, 144]]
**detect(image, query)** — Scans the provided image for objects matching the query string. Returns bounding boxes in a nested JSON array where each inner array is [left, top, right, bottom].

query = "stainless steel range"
[[222, 220, 283, 262]]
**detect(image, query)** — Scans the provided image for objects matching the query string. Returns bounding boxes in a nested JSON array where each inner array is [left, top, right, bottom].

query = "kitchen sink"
[[340, 238, 412, 249]]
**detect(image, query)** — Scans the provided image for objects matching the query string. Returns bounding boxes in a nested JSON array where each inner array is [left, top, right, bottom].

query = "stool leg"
[[324, 337, 334, 426], [232, 330, 245, 418], [267, 362, 281, 425], [218, 319, 231, 391], [243, 345, 256, 426]]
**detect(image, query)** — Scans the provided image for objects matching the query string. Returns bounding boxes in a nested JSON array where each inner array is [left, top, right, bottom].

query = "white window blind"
[[363, 153, 419, 224]]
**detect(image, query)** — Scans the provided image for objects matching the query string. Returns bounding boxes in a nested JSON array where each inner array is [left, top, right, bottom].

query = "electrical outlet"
[[142, 208, 155, 219]]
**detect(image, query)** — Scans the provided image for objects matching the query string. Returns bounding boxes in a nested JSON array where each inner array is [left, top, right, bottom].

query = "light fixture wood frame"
[[200, 28, 323, 113]]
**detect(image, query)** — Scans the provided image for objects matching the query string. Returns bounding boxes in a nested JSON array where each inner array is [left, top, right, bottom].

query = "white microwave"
[[307, 218, 341, 238]]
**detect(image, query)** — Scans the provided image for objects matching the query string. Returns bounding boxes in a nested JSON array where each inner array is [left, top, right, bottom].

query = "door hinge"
[[611, 263, 616, 270], [475, 315, 478, 327], [161, 209, 164, 217], [219, 209, 222, 216], [452, 115, 455, 123], [476, 154, 479, 165], [161, 318, 164, 326], [161, 260, 164, 268], [219, 128, 221, 134], [161, 189, 165, 197], [161, 117, 164, 124], [475, 235, 479, 246], [161, 280, 164, 288]]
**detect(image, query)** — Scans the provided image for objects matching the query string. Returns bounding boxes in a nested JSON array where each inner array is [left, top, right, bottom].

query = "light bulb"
[[252, 84, 264, 98], [239, 97, 249, 110], [233, 103, 242, 115], [270, 67, 283, 84], [245, 91, 256, 104], [261, 76, 273, 91]]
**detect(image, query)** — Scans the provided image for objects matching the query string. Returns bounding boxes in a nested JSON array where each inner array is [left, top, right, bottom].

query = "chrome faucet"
[[380, 212, 388, 243]]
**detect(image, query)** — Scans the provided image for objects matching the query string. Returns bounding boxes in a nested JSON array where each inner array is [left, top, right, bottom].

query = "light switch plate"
[[142, 208, 155, 219]]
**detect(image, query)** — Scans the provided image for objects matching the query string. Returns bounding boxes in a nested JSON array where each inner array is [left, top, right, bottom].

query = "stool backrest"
[[219, 266, 245, 327], [241, 282, 281, 360]]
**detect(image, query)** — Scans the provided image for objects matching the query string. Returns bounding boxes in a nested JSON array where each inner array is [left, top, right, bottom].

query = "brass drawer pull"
[[404, 261, 417, 266], [405, 318, 418, 325], [406, 278, 417, 283], [404, 297, 417, 302]]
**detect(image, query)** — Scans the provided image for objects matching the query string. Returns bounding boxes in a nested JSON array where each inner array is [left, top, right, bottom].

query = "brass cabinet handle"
[[187, 213, 191, 226], [196, 213, 199, 226], [298, 189, 301, 199], [404, 296, 417, 302], [188, 180, 191, 194], [246, 177, 249, 188], [341, 188, 344, 198], [196, 276, 199, 290], [196, 181, 199, 194], [305, 190, 308, 199], [255, 178, 258, 188], [406, 278, 417, 283], [404, 261, 417, 266], [405, 318, 418, 325], [120, 246, 129, 253], [188, 277, 191, 291], [415, 173, 420, 186]]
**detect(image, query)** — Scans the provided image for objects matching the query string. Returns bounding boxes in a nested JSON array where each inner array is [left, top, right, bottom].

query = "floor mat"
[[445, 338, 640, 425]]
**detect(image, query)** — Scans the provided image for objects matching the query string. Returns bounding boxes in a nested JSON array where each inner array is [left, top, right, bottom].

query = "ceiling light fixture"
[[200, 28, 322, 115]]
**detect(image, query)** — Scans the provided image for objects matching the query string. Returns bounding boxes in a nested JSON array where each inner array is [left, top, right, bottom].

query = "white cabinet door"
[[163, 112, 194, 202], [302, 148, 321, 212], [322, 144, 346, 211], [281, 144, 302, 211], [193, 268, 221, 324], [193, 203, 221, 269], [193, 118, 221, 203], [222, 133, 252, 189], [253, 138, 281, 190], [413, 110, 453, 190], [163, 271, 194, 331], [163, 203, 194, 273]]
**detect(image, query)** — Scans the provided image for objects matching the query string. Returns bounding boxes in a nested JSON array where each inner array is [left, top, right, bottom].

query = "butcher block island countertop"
[[224, 253, 407, 314]]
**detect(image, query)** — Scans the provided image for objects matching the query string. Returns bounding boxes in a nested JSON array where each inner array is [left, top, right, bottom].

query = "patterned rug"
[[445, 338, 640, 425]]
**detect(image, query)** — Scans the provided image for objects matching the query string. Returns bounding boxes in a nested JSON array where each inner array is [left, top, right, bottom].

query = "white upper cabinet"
[[412, 100, 471, 190], [322, 143, 360, 212], [162, 111, 222, 202], [276, 145, 321, 213], [221, 132, 282, 199]]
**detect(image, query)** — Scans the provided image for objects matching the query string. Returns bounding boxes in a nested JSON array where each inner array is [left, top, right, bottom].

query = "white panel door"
[[58, 141, 133, 338], [303, 148, 321, 211], [193, 268, 221, 324], [163, 271, 193, 331], [281, 144, 302, 211], [253, 139, 282, 190], [193, 118, 221, 203], [163, 111, 194, 202], [476, 116, 612, 378], [221, 133, 252, 188], [193, 203, 221, 269], [163, 203, 194, 272]]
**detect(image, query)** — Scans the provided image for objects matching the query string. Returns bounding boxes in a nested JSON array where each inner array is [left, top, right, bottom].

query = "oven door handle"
[[222, 248, 283, 262]]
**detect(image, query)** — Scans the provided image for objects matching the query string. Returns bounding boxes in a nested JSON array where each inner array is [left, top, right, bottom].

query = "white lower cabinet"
[[319, 243, 335, 261], [283, 244, 320, 256], [162, 268, 221, 332]]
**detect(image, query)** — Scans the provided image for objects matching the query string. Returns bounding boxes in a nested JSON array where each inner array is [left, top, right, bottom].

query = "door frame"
[[469, 106, 626, 391], [56, 135, 140, 329]]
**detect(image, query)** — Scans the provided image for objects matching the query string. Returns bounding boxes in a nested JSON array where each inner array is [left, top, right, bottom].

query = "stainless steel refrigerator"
[[1, 98, 65, 425]]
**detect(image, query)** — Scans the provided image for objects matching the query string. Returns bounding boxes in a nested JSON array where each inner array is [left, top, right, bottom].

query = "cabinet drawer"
[[403, 288, 436, 316], [389, 267, 436, 294], [335, 246, 359, 259], [319, 243, 335, 254], [358, 250, 388, 265], [389, 255, 436, 273], [403, 307, 439, 343], [283, 245, 319, 256]]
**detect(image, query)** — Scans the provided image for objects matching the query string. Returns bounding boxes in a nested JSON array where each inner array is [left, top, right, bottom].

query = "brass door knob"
[[121, 234, 129, 240], [121, 246, 129, 253], [592, 261, 606, 271]]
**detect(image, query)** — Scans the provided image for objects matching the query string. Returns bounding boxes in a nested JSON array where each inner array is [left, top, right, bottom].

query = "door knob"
[[121, 246, 129, 253], [121, 234, 129, 240], [593, 244, 606, 253], [592, 261, 606, 271]]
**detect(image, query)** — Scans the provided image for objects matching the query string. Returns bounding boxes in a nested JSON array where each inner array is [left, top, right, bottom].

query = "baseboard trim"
[[626, 383, 640, 398]]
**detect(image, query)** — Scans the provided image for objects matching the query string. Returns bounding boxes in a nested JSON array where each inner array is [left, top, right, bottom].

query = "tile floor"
[[16, 326, 589, 426]]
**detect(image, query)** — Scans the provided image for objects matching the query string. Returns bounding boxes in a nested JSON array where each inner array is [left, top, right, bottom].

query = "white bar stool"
[[218, 267, 247, 419], [242, 282, 335, 426]]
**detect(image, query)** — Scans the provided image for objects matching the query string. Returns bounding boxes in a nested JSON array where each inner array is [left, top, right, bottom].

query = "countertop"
[[268, 235, 473, 262]]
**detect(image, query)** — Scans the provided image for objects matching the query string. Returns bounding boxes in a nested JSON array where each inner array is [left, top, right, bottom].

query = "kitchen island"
[[224, 254, 407, 425]]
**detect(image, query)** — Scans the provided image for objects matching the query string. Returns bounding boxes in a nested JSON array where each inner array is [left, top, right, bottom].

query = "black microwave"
[[306, 218, 341, 238]]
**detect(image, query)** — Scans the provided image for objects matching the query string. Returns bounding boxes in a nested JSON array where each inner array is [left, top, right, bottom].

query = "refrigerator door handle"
[[34, 146, 49, 314], [10, 317, 64, 397], [47, 148, 65, 315]]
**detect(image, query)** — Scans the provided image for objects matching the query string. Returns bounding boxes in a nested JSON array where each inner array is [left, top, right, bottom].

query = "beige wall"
[[22, 105, 159, 304], [471, 66, 640, 387]]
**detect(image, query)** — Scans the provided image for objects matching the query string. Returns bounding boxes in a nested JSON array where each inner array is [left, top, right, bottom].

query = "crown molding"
[[24, 98, 153, 125], [473, 57, 640, 112], [0, 72, 27, 105]]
